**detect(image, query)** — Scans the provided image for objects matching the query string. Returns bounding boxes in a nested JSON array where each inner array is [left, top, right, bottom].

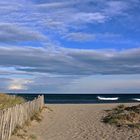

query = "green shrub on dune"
[[0, 93, 26, 110]]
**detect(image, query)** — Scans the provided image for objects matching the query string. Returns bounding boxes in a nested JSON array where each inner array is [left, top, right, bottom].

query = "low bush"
[[103, 104, 140, 128]]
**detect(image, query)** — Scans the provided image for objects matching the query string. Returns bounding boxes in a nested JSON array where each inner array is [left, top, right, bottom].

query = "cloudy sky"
[[0, 0, 140, 93]]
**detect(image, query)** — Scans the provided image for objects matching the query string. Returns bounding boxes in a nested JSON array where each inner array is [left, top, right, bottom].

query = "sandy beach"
[[11, 103, 140, 140]]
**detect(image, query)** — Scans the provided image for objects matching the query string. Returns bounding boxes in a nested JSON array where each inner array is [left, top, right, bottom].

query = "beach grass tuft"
[[30, 111, 43, 122], [103, 104, 140, 128], [0, 93, 26, 110]]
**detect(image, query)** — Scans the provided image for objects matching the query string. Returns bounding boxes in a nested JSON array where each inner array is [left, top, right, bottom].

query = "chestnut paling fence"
[[0, 95, 44, 140]]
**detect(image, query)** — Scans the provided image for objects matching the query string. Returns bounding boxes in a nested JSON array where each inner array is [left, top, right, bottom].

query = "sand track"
[[11, 104, 140, 140]]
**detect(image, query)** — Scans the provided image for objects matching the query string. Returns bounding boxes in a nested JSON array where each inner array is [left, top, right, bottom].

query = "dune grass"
[[103, 104, 140, 128], [0, 93, 26, 110]]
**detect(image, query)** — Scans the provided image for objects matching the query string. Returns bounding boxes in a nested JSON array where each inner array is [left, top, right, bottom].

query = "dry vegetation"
[[12, 106, 46, 140], [103, 104, 140, 128], [0, 93, 26, 110]]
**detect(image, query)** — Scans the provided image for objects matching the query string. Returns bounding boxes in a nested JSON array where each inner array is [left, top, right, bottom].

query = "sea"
[[10, 94, 140, 104]]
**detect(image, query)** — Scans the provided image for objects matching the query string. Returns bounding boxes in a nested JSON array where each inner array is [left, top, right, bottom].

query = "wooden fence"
[[0, 95, 44, 140]]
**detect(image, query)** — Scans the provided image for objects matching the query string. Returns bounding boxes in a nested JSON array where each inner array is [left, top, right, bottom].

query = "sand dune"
[[11, 103, 140, 140]]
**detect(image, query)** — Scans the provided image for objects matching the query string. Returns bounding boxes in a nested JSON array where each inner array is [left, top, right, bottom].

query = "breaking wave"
[[97, 96, 119, 101], [132, 98, 140, 101]]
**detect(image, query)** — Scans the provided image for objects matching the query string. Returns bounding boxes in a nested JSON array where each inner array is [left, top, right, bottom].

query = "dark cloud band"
[[0, 46, 140, 75]]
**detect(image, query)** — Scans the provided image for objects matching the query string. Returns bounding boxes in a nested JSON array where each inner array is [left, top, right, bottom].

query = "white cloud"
[[0, 0, 138, 45], [0, 46, 140, 75], [104, 1, 129, 16], [63, 32, 125, 43], [59, 75, 140, 93], [8, 78, 32, 90], [73, 12, 106, 23], [0, 23, 47, 43], [2, 74, 140, 93], [36, 1, 71, 9], [63, 32, 96, 42]]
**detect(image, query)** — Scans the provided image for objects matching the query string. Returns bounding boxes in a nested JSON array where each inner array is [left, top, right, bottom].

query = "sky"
[[0, 0, 140, 93]]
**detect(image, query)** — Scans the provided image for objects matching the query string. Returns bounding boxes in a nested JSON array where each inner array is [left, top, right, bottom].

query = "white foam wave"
[[97, 96, 119, 101], [132, 98, 140, 101]]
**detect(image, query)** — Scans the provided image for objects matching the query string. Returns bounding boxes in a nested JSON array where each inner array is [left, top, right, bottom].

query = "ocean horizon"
[[10, 93, 140, 104]]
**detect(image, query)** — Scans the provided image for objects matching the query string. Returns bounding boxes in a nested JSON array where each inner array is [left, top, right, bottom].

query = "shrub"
[[103, 104, 140, 128]]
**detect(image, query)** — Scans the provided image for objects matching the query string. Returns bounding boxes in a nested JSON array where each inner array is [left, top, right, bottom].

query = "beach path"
[[11, 104, 140, 140]]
